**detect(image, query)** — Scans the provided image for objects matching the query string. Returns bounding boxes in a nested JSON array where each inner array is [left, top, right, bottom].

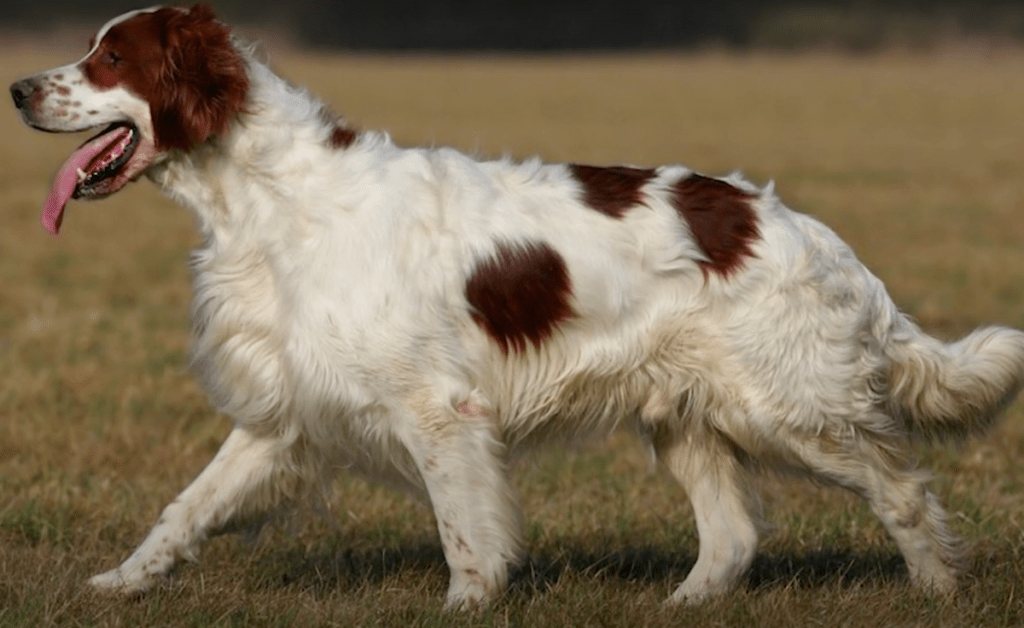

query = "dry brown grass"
[[2, 48, 1024, 627]]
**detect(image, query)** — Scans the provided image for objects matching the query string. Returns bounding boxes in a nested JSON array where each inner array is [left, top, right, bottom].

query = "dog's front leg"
[[89, 426, 298, 593], [404, 391, 525, 609]]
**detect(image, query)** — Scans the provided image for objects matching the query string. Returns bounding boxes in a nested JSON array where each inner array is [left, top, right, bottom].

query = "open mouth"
[[73, 123, 140, 197], [43, 122, 142, 234]]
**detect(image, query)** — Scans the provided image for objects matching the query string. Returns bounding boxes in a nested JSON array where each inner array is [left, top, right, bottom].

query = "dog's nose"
[[10, 80, 35, 110]]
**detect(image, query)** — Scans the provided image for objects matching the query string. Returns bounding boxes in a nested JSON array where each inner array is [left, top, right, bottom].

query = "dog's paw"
[[88, 567, 157, 595], [443, 571, 499, 612]]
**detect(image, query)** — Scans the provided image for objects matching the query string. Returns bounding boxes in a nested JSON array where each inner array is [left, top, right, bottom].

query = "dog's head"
[[9, 4, 248, 234]]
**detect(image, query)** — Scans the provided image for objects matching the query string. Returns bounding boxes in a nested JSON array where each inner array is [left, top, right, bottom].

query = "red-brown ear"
[[151, 5, 248, 151]]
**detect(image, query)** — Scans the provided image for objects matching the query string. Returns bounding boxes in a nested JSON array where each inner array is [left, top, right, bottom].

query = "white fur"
[[17, 12, 1024, 607]]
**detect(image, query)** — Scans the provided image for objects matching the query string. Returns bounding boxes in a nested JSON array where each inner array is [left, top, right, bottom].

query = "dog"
[[11, 5, 1024, 608]]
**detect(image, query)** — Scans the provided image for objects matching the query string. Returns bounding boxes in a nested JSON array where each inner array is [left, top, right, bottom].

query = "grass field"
[[2, 47, 1024, 627]]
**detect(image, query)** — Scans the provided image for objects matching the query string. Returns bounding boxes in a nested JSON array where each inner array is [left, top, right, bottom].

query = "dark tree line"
[[3, 0, 1022, 50]]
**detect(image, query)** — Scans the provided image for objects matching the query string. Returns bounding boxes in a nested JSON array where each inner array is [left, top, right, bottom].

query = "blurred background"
[[2, 0, 1023, 52]]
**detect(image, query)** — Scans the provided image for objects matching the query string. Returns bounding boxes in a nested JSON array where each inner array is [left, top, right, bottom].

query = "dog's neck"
[[145, 59, 349, 247]]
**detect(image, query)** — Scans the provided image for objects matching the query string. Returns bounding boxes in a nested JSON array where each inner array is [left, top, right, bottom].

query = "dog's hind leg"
[[778, 425, 961, 593], [89, 426, 300, 593], [653, 422, 763, 604], [871, 470, 960, 593]]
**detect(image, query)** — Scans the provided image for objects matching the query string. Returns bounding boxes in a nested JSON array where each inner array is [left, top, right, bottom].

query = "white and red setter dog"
[[11, 5, 1024, 607]]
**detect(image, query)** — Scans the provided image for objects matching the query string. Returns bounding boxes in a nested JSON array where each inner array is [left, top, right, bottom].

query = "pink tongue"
[[42, 126, 131, 235]]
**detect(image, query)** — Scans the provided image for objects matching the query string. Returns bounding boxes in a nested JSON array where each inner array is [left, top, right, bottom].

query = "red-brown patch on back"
[[466, 240, 575, 354], [670, 173, 759, 277], [318, 107, 357, 149], [569, 163, 656, 219], [79, 5, 248, 151], [329, 125, 357, 149]]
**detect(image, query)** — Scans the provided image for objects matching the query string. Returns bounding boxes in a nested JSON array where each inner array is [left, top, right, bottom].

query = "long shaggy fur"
[[11, 5, 1024, 608], [889, 325, 1024, 440]]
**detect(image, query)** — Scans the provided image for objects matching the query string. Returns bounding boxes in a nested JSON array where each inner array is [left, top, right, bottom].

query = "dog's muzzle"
[[10, 79, 37, 111]]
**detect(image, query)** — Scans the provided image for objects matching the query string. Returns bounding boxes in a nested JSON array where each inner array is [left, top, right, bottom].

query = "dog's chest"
[[187, 239, 454, 428]]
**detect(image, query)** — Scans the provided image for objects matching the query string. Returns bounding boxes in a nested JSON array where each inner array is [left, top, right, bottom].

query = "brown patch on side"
[[466, 240, 575, 355], [670, 173, 759, 277], [569, 163, 656, 218]]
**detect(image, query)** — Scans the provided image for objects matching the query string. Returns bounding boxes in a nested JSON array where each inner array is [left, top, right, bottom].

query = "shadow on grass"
[[517, 544, 908, 595], [249, 535, 909, 598]]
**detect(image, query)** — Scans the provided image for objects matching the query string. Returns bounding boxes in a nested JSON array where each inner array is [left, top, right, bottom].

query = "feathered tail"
[[887, 325, 1024, 441]]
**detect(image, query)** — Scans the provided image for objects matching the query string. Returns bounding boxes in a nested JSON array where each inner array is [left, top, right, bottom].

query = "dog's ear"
[[151, 5, 248, 151]]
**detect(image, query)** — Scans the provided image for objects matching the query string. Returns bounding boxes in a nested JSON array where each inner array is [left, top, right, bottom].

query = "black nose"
[[10, 80, 34, 110]]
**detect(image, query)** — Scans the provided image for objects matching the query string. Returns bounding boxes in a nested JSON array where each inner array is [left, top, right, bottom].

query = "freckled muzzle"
[[11, 71, 154, 235]]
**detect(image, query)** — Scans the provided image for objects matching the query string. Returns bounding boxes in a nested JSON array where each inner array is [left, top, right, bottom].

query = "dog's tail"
[[887, 323, 1024, 441]]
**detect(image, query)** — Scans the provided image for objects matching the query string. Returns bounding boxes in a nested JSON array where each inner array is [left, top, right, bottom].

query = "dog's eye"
[[104, 51, 122, 66]]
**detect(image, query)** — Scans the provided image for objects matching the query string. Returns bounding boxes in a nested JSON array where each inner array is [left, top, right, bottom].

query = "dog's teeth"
[[77, 168, 88, 182]]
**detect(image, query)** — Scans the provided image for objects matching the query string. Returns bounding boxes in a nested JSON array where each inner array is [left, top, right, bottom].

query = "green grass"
[[2, 48, 1024, 626]]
